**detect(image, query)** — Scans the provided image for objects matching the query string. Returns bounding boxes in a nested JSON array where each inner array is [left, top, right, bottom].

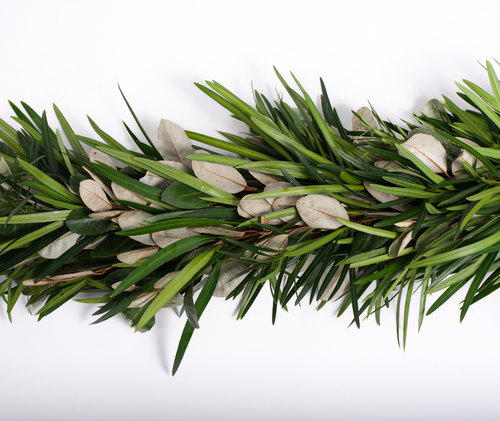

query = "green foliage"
[[2, 61, 500, 375]]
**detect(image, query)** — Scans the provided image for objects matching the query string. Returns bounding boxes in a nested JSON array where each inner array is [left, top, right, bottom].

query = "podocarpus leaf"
[[186, 131, 273, 162], [40, 111, 62, 177], [53, 104, 87, 157], [0, 222, 46, 239], [135, 246, 218, 331], [87, 116, 131, 154], [251, 115, 331, 165], [7, 283, 25, 322], [133, 157, 238, 201], [18, 159, 81, 204], [123, 122, 160, 160], [118, 84, 161, 158], [111, 236, 213, 296], [116, 218, 235, 236], [408, 229, 500, 268], [184, 283, 199, 329], [36, 279, 89, 319], [403, 269, 416, 350], [144, 208, 242, 223], [460, 251, 497, 322]]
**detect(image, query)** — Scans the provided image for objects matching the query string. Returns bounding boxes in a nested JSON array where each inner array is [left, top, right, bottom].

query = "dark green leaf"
[[184, 283, 199, 329], [0, 142, 17, 159], [161, 181, 211, 209], [172, 261, 221, 375], [91, 234, 136, 258], [280, 168, 302, 187], [118, 84, 161, 158], [0, 223, 46, 238], [460, 251, 497, 322], [53, 104, 87, 157], [37, 279, 89, 319], [144, 207, 241, 223], [355, 232, 388, 253], [120, 307, 156, 332], [7, 283, 24, 321], [66, 208, 114, 235], [41, 111, 60, 176], [69, 174, 90, 196], [415, 221, 453, 253], [116, 218, 234, 236]]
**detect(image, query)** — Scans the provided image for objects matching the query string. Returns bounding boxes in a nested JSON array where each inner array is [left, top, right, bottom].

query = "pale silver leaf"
[[111, 181, 148, 206], [157, 119, 194, 167], [89, 210, 124, 220], [363, 181, 410, 212], [117, 210, 155, 245], [319, 266, 350, 302], [128, 292, 156, 308], [238, 194, 272, 218], [151, 227, 198, 249], [89, 149, 117, 170], [272, 195, 302, 223], [111, 281, 139, 292], [399, 133, 447, 173], [264, 182, 292, 204], [23, 270, 94, 286], [38, 231, 81, 259], [352, 106, 378, 131], [249, 170, 282, 185], [82, 167, 116, 200], [255, 234, 288, 261], [191, 150, 247, 194], [451, 137, 484, 178], [213, 261, 251, 298], [296, 194, 349, 229], [189, 226, 245, 237], [79, 179, 112, 212], [117, 247, 159, 265], [0, 157, 12, 190]]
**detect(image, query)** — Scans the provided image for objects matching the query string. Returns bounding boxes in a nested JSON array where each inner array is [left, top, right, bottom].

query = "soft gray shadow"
[[155, 308, 174, 375]]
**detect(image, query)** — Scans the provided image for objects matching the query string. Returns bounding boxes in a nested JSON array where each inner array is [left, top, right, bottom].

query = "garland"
[[1, 64, 499, 374]]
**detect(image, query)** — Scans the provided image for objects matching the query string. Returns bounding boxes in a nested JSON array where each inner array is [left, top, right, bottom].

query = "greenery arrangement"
[[1, 62, 499, 374]]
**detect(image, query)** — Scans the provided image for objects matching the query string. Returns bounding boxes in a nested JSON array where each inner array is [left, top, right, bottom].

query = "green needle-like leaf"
[[133, 157, 238, 201], [111, 236, 214, 296], [18, 159, 81, 204], [172, 261, 221, 375], [116, 218, 235, 236], [460, 251, 497, 322], [135, 246, 218, 331], [183, 283, 199, 329], [336, 218, 397, 239]]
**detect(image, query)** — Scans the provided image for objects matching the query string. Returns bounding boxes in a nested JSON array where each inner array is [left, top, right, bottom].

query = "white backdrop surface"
[[1, 1, 500, 420]]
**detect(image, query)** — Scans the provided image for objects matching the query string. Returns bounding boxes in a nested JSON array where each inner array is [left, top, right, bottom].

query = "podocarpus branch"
[[1, 62, 499, 374]]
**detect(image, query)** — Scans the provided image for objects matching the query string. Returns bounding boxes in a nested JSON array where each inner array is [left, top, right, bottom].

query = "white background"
[[1, 1, 500, 420]]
